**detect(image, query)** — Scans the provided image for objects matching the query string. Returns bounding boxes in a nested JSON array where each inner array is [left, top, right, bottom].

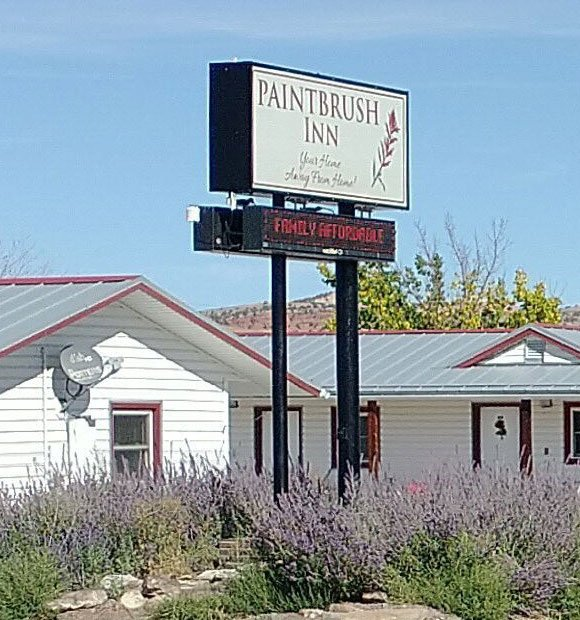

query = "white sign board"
[[251, 66, 408, 209]]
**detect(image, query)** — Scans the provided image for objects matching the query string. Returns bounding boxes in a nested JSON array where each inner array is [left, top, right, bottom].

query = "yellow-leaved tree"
[[319, 216, 561, 330]]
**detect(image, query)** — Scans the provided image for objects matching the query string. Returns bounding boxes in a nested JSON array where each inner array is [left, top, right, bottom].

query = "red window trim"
[[471, 400, 532, 472], [253, 405, 304, 475], [110, 402, 162, 473], [563, 402, 580, 465], [330, 400, 381, 475]]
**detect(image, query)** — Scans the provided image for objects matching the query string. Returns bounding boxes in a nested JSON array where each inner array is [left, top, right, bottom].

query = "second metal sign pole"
[[336, 201, 361, 500], [271, 193, 289, 498]]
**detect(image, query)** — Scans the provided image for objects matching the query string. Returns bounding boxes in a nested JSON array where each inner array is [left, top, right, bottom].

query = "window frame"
[[110, 402, 162, 474], [330, 400, 380, 474], [253, 405, 304, 475], [564, 402, 580, 464]]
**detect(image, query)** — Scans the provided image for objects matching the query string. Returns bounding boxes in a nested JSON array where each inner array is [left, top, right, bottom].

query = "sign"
[[209, 62, 409, 210], [194, 205, 395, 261], [59, 345, 104, 386]]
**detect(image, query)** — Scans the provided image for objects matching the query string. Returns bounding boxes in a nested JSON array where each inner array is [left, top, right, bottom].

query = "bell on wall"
[[494, 416, 507, 439]]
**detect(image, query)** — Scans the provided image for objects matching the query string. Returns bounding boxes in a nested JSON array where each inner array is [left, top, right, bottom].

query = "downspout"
[[40, 347, 49, 478]]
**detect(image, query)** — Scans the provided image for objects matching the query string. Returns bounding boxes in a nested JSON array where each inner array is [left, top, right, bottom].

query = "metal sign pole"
[[271, 193, 289, 498], [336, 201, 361, 500]]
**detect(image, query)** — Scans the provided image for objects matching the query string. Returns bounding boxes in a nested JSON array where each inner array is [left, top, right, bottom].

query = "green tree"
[[319, 216, 561, 330]]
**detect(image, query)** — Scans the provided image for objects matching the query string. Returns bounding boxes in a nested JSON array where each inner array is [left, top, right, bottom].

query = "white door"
[[480, 406, 520, 466], [260, 408, 302, 471]]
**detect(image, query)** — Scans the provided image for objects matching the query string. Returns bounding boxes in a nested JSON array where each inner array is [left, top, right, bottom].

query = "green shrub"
[[224, 563, 334, 615], [551, 581, 580, 620], [135, 497, 194, 576], [150, 564, 335, 620], [0, 546, 64, 620], [382, 533, 514, 620], [149, 595, 229, 620]]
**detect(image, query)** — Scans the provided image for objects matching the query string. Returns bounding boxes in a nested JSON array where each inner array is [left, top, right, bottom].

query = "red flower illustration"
[[371, 109, 400, 191]]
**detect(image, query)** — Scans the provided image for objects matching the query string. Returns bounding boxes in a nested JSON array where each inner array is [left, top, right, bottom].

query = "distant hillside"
[[204, 292, 335, 333], [205, 295, 580, 334], [562, 305, 580, 325]]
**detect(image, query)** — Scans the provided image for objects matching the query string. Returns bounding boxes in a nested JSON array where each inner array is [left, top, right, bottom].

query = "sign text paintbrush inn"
[[257, 78, 380, 147]]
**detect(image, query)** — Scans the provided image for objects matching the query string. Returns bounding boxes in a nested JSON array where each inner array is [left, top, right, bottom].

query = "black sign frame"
[[209, 61, 410, 210]]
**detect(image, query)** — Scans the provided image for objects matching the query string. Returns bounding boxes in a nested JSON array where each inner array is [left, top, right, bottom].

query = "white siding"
[[378, 399, 471, 480], [0, 302, 230, 487], [231, 398, 577, 482], [232, 398, 472, 481], [533, 399, 564, 467], [482, 341, 575, 364], [231, 398, 333, 476]]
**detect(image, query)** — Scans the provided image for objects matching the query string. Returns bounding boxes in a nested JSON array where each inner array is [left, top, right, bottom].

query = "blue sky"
[[1, 1, 580, 309]]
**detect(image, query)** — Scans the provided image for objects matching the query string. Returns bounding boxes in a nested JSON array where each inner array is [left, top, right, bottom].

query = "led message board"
[[194, 205, 395, 262]]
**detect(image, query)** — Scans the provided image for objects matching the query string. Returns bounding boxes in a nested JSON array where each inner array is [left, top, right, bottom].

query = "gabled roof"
[[0, 275, 320, 397], [242, 325, 580, 397], [455, 324, 580, 367]]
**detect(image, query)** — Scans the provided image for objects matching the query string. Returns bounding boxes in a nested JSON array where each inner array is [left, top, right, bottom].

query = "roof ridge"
[[0, 275, 141, 286], [537, 322, 580, 332], [238, 327, 516, 336]]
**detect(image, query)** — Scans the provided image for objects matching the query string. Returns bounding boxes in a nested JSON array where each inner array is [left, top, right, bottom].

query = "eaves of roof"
[[0, 275, 321, 397]]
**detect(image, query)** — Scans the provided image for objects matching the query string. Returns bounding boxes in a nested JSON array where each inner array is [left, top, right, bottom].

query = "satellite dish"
[[59, 345, 104, 386]]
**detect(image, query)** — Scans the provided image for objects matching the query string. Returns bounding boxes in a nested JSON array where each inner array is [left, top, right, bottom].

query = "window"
[[360, 412, 369, 467], [563, 402, 580, 464], [524, 339, 545, 364], [111, 403, 161, 474], [331, 401, 380, 474], [253, 406, 303, 475], [573, 411, 580, 458]]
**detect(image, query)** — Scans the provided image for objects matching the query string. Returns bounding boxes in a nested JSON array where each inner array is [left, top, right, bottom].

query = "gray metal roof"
[[0, 276, 320, 397], [0, 276, 141, 356], [242, 328, 580, 396], [5, 276, 580, 398]]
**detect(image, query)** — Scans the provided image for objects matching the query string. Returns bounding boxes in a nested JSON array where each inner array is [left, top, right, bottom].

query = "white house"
[[0, 275, 319, 487], [3, 274, 580, 488], [235, 326, 580, 480]]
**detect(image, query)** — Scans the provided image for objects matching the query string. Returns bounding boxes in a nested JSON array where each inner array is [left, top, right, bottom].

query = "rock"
[[56, 600, 133, 620], [300, 610, 326, 619], [142, 575, 182, 599], [332, 605, 460, 620], [195, 568, 238, 582], [178, 579, 213, 595], [329, 604, 364, 613], [362, 592, 390, 604], [119, 589, 147, 610], [252, 615, 303, 620], [48, 589, 108, 613], [303, 605, 460, 620], [100, 574, 142, 594]]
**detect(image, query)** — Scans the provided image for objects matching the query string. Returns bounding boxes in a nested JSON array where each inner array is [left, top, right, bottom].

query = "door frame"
[[253, 405, 303, 474], [330, 400, 381, 475], [471, 400, 532, 471]]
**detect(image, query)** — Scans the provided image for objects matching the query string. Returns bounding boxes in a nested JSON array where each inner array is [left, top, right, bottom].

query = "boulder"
[[362, 592, 390, 604], [119, 589, 147, 610], [142, 575, 182, 599], [195, 568, 238, 582], [100, 574, 143, 594], [56, 600, 133, 620], [48, 589, 108, 613], [178, 579, 213, 595], [326, 605, 460, 620]]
